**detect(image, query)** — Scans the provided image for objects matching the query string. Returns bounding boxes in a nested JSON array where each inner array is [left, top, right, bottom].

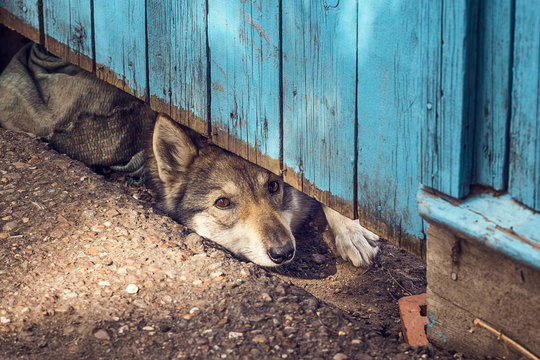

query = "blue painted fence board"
[[93, 0, 147, 99], [282, 0, 357, 217], [420, 0, 478, 199], [509, 0, 540, 210], [147, 0, 208, 135], [0, 0, 40, 43], [208, 0, 281, 174], [472, 0, 513, 191], [3, 0, 540, 257], [356, 0, 424, 253], [42, 0, 93, 72]]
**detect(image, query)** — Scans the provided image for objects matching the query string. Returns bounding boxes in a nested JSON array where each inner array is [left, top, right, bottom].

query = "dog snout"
[[267, 242, 295, 264]]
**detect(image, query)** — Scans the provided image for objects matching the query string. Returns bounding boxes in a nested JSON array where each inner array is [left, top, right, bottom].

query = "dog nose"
[[267, 242, 295, 264]]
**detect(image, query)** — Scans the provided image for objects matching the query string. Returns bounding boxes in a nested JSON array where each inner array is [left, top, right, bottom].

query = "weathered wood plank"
[[208, 0, 281, 174], [42, 0, 93, 72], [473, 0, 513, 191], [147, 0, 207, 135], [356, 0, 424, 256], [426, 224, 540, 358], [282, 0, 357, 218], [509, 0, 540, 211], [420, 0, 478, 199], [0, 0, 40, 43], [418, 186, 540, 270], [93, 0, 147, 99]]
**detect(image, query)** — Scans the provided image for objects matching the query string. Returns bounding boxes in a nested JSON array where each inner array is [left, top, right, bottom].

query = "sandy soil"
[[0, 127, 463, 359]]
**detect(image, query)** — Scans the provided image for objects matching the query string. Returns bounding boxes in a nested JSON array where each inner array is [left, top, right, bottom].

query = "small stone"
[[192, 279, 202, 286], [165, 270, 177, 279], [252, 335, 266, 343], [228, 332, 243, 339], [210, 270, 224, 278], [143, 326, 154, 331], [189, 307, 200, 314], [106, 209, 120, 217], [93, 329, 110, 340], [22, 217, 29, 223], [333, 354, 349, 360], [184, 232, 204, 252], [118, 325, 129, 334], [126, 284, 139, 294], [91, 225, 105, 232], [104, 221, 112, 227], [117, 267, 127, 275], [0, 233, 9, 239], [311, 253, 326, 264], [2, 221, 19, 232], [261, 293, 272, 302], [98, 280, 111, 286], [0, 317, 10, 324]]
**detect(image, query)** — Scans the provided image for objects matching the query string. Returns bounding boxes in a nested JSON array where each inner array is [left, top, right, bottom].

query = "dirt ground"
[[0, 127, 464, 359]]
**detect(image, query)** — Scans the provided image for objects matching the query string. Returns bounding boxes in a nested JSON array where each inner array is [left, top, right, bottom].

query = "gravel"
[[0, 127, 462, 359]]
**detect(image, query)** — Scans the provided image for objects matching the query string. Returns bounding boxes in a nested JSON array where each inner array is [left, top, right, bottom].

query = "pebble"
[[311, 253, 326, 264], [184, 233, 204, 252], [252, 335, 266, 343], [93, 329, 110, 340], [0, 317, 10, 324], [2, 221, 19, 232], [126, 284, 139, 294], [228, 332, 243, 339], [261, 293, 272, 302], [143, 326, 155, 331], [118, 325, 129, 334], [333, 354, 349, 360]]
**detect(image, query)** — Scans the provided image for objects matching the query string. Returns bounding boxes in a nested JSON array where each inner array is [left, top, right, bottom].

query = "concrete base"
[[426, 224, 540, 359]]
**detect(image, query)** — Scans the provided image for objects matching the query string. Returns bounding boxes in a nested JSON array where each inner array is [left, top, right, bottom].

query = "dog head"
[[149, 114, 297, 267]]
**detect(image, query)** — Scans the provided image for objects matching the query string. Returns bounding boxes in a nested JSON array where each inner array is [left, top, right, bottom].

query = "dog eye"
[[268, 181, 280, 194], [215, 198, 231, 209]]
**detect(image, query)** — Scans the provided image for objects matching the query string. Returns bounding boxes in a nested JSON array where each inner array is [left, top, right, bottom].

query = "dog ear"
[[152, 114, 197, 185]]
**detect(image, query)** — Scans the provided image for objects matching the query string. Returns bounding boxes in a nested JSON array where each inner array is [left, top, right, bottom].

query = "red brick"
[[399, 293, 428, 347]]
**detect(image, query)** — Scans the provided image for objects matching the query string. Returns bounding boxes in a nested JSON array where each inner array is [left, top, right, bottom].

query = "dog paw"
[[334, 223, 379, 267], [323, 206, 379, 267]]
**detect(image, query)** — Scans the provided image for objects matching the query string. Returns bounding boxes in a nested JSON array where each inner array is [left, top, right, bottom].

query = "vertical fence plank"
[[0, 0, 40, 43], [208, 0, 281, 174], [93, 0, 146, 99], [420, 0, 478, 199], [509, 0, 540, 211], [356, 0, 424, 256], [473, 0, 513, 191], [147, 0, 207, 134], [42, 0, 93, 72], [282, 0, 357, 218]]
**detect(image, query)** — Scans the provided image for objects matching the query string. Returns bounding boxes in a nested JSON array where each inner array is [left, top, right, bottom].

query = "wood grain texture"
[[282, 0, 357, 218], [356, 0, 424, 255], [426, 224, 540, 358], [42, 0, 93, 72], [509, 0, 540, 211], [0, 0, 40, 43], [147, 0, 208, 135], [208, 0, 281, 174], [472, 0, 513, 191], [93, 0, 147, 99], [420, 0, 478, 199]]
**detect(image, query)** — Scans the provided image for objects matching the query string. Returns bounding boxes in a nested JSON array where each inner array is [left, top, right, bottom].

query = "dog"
[[0, 44, 379, 268], [147, 114, 379, 267]]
